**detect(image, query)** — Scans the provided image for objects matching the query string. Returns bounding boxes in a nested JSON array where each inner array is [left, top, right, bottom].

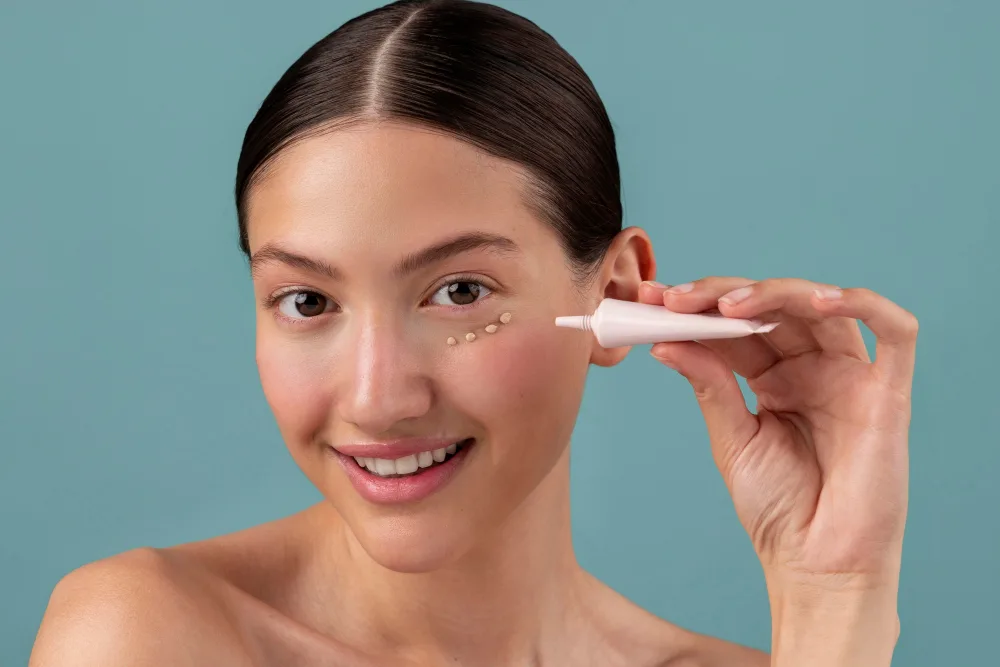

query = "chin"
[[354, 517, 476, 573]]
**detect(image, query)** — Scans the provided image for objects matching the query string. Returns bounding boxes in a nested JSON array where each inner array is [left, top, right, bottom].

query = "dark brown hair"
[[235, 0, 622, 277]]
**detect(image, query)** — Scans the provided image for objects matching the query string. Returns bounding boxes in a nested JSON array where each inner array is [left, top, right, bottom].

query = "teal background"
[[1, 0, 997, 664]]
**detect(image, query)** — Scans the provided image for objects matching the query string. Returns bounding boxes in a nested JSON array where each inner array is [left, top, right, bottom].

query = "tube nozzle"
[[555, 315, 591, 331]]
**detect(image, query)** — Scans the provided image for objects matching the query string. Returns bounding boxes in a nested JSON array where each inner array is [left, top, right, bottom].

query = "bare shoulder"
[[659, 629, 770, 667], [30, 547, 252, 667], [579, 572, 768, 667]]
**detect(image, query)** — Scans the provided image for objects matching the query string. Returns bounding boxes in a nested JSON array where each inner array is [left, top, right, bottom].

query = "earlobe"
[[590, 342, 631, 368], [588, 227, 656, 368]]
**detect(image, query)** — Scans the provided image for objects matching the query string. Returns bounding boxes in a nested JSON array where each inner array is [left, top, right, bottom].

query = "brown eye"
[[277, 291, 335, 319], [429, 280, 492, 307], [447, 282, 481, 305]]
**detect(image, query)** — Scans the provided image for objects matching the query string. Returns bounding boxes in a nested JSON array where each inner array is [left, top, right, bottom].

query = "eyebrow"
[[249, 232, 520, 281], [392, 232, 520, 277], [250, 244, 341, 280]]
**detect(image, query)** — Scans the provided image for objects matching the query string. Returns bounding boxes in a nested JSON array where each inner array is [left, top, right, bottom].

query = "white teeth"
[[417, 451, 434, 468], [356, 441, 469, 477], [394, 454, 419, 475]]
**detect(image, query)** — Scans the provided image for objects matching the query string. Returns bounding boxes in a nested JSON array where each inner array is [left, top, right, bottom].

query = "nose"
[[338, 312, 433, 436]]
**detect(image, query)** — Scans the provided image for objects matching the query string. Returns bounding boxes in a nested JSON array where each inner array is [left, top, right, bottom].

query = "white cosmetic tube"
[[555, 298, 778, 348]]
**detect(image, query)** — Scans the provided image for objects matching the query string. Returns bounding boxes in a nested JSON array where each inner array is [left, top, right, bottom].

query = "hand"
[[638, 278, 917, 661]]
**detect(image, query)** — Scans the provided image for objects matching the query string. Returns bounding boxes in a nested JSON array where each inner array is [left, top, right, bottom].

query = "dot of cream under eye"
[[485, 324, 498, 334], [447, 337, 457, 346], [465, 333, 476, 342], [499, 312, 512, 324]]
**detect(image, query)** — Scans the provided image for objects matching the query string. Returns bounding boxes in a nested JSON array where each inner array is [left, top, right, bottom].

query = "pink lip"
[[334, 438, 464, 459], [332, 439, 474, 505]]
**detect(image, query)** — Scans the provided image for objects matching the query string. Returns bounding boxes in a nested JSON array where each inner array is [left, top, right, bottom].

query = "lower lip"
[[333, 441, 473, 505]]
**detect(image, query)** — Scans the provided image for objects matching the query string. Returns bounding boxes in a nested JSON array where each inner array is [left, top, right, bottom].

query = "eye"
[[429, 280, 492, 307], [276, 291, 337, 319]]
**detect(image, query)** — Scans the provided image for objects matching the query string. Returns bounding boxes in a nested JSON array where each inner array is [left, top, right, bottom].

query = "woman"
[[31, 1, 916, 665]]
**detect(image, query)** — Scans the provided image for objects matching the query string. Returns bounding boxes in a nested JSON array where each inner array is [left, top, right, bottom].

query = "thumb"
[[652, 341, 759, 483]]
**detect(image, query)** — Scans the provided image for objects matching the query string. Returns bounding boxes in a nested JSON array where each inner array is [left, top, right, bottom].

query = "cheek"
[[441, 315, 590, 445], [256, 334, 333, 444]]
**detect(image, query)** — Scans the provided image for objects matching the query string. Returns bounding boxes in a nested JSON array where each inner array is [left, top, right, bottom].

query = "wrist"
[[767, 574, 900, 667]]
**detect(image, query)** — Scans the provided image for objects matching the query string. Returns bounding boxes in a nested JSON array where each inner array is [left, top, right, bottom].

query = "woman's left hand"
[[638, 278, 918, 665]]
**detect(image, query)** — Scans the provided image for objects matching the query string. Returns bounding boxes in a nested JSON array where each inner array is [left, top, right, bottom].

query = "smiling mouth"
[[351, 438, 474, 478]]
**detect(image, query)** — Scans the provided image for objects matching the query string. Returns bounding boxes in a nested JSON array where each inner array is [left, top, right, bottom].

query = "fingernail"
[[814, 288, 843, 301], [719, 286, 753, 305], [667, 282, 694, 294], [643, 281, 667, 289]]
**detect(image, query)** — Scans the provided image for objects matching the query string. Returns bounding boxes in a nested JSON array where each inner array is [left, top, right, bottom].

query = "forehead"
[[244, 122, 543, 255]]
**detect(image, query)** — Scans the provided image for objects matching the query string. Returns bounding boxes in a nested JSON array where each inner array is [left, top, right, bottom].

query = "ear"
[[589, 227, 657, 368]]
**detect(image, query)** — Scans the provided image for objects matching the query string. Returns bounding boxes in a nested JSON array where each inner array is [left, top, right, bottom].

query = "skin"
[[30, 122, 916, 666]]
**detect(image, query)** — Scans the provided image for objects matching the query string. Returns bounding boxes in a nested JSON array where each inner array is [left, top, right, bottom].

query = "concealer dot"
[[447, 337, 458, 345], [465, 332, 477, 342], [485, 324, 498, 334], [499, 312, 512, 324]]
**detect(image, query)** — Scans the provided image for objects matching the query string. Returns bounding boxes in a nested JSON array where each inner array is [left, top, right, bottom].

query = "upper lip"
[[332, 437, 469, 459]]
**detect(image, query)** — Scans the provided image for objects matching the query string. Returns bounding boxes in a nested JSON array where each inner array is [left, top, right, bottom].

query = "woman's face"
[[245, 122, 598, 572]]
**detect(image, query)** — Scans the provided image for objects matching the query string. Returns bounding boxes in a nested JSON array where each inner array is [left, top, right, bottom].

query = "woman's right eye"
[[276, 291, 337, 320]]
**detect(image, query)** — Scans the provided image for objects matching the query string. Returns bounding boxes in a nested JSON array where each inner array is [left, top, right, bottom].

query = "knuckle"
[[753, 276, 818, 298], [900, 311, 920, 338], [692, 378, 726, 403], [847, 286, 876, 300], [766, 277, 794, 288], [692, 382, 718, 402], [739, 278, 782, 304], [768, 277, 806, 289], [701, 276, 754, 291], [691, 371, 734, 403], [845, 286, 888, 311]]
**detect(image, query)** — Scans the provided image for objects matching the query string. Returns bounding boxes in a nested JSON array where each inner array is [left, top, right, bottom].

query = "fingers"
[[642, 279, 781, 378], [665, 278, 825, 359], [699, 336, 782, 380], [642, 278, 909, 386], [662, 277, 755, 313], [637, 280, 671, 305], [810, 287, 918, 388], [650, 341, 759, 480], [716, 278, 869, 362]]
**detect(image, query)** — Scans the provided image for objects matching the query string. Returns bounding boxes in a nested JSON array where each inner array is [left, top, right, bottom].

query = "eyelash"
[[262, 288, 314, 311], [263, 275, 497, 325]]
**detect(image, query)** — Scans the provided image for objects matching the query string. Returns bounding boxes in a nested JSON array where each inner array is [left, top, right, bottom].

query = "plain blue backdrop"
[[1, 1, 997, 664]]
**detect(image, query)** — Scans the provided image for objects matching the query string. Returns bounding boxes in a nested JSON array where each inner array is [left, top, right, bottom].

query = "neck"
[[324, 447, 587, 664]]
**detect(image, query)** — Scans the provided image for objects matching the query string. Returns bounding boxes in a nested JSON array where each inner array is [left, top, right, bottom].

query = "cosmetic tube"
[[555, 298, 778, 348]]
